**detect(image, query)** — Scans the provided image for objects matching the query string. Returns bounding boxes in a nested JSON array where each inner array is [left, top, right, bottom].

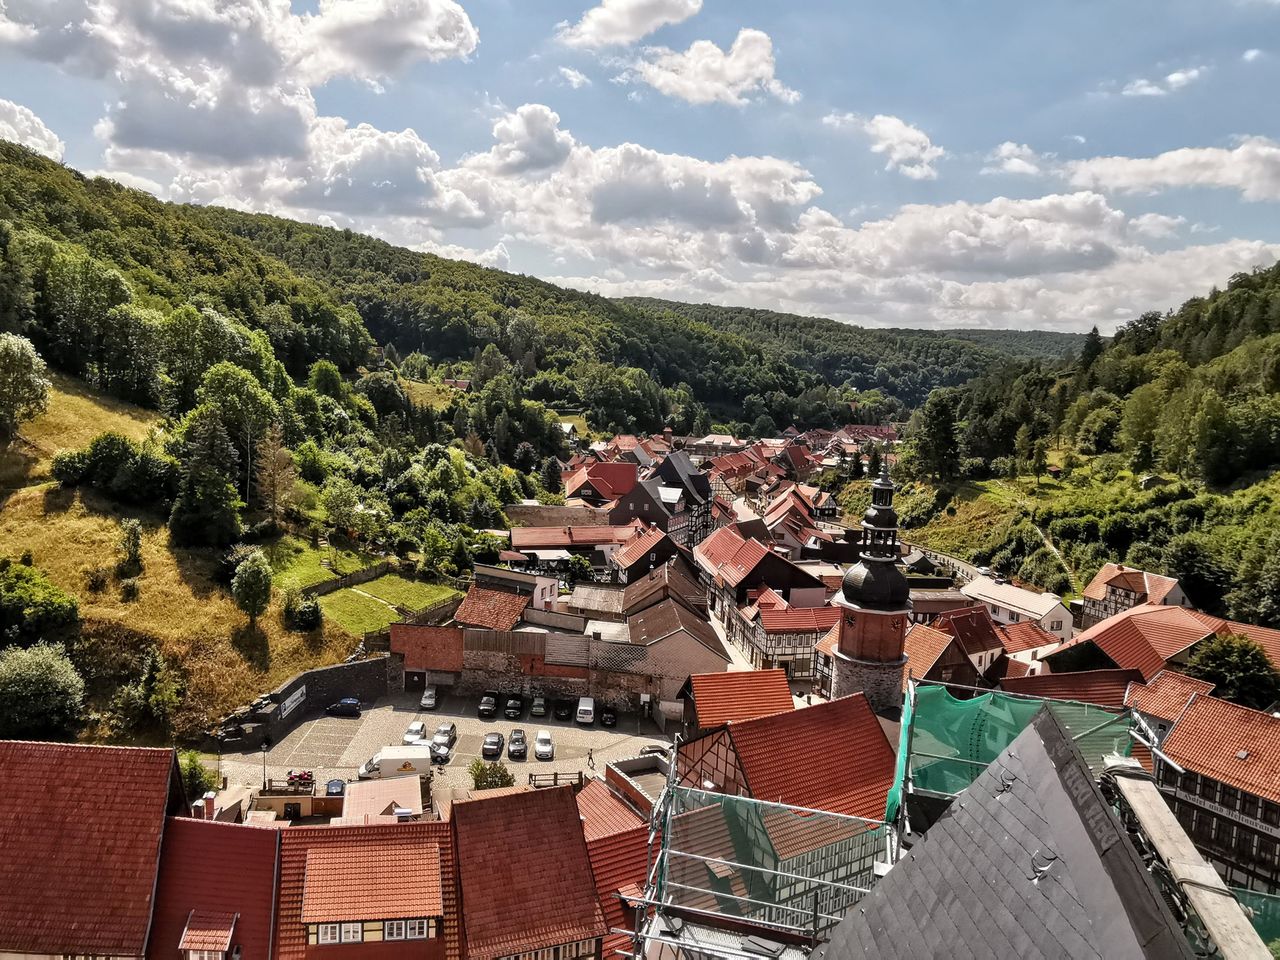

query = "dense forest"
[[903, 262, 1280, 627]]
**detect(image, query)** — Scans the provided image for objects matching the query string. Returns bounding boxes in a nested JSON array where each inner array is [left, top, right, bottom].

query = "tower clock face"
[[891, 617, 902, 631]]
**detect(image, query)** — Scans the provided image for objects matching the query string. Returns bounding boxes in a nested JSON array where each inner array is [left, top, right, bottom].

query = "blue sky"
[[2, 0, 1279, 331]]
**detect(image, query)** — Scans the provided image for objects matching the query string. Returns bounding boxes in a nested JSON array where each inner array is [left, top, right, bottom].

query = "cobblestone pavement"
[[218, 690, 672, 791]]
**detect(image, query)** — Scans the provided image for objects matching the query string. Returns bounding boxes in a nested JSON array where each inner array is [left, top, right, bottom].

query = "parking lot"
[[219, 690, 672, 792]]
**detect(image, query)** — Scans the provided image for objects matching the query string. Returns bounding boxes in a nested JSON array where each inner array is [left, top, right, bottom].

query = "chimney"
[[203, 791, 217, 820], [191, 801, 205, 820]]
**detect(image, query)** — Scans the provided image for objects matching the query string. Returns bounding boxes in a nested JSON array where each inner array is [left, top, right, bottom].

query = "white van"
[[357, 745, 432, 780], [576, 696, 595, 725]]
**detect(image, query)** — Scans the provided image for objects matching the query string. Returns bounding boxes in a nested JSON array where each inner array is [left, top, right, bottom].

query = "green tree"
[[0, 559, 78, 645], [117, 518, 143, 576], [1185, 634, 1280, 710], [468, 757, 516, 790], [0, 332, 50, 446], [916, 390, 959, 481], [1078, 325, 1104, 373], [1031, 439, 1049, 485], [1226, 533, 1280, 628], [1189, 390, 1233, 485], [321, 475, 361, 533], [0, 642, 84, 739], [308, 359, 345, 400], [1121, 382, 1161, 470], [109, 648, 183, 737], [540, 457, 562, 493], [232, 550, 273, 628], [40, 248, 132, 376], [567, 553, 594, 584], [197, 361, 280, 496], [179, 749, 216, 801]]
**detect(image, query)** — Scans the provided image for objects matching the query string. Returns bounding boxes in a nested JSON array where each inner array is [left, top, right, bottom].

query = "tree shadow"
[[0, 442, 38, 511], [169, 543, 229, 600], [231, 622, 271, 671]]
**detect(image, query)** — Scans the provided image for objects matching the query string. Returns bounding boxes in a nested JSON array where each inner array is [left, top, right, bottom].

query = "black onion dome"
[[841, 558, 910, 611]]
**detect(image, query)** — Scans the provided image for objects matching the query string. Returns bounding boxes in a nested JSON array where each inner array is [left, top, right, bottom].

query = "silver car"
[[419, 685, 438, 710], [402, 721, 427, 745], [534, 729, 554, 761]]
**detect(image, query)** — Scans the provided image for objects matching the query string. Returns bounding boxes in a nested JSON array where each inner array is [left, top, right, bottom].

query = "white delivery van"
[[576, 696, 595, 725], [357, 744, 432, 780]]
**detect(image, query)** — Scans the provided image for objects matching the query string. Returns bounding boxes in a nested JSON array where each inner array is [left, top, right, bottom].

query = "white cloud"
[[1121, 65, 1206, 96], [0, 98, 64, 159], [472, 103, 576, 174], [557, 0, 701, 49], [558, 66, 592, 88], [825, 112, 945, 180], [1065, 134, 1087, 144], [1129, 212, 1186, 238], [1243, 48, 1263, 62], [981, 142, 1045, 176], [620, 28, 798, 106], [1065, 136, 1280, 201]]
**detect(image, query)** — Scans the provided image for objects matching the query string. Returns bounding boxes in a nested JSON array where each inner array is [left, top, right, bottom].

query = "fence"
[[301, 560, 392, 597], [363, 592, 463, 649]]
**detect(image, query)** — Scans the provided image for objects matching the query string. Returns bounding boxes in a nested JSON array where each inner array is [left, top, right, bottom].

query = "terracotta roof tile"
[[0, 741, 179, 957], [303, 843, 442, 923], [1161, 695, 1280, 805], [1051, 604, 1214, 679], [815, 623, 839, 658], [1184, 609, 1280, 671], [693, 526, 771, 588], [565, 462, 638, 500], [725, 694, 895, 820], [1082, 563, 1181, 604], [576, 779, 645, 843], [276, 821, 458, 960], [1123, 669, 1215, 724], [391, 623, 464, 672], [613, 526, 670, 570], [688, 669, 795, 727], [585, 825, 650, 955], [998, 620, 1060, 655], [455, 585, 530, 631], [178, 911, 238, 952], [758, 605, 841, 635], [932, 605, 1005, 658], [1000, 668, 1145, 708], [451, 786, 606, 960], [903, 623, 955, 688], [149, 818, 279, 960]]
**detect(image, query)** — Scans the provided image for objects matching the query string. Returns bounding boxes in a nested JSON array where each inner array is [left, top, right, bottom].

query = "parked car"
[[325, 778, 346, 796], [976, 566, 993, 577], [481, 732, 505, 758], [576, 696, 596, 725], [639, 744, 670, 758], [478, 690, 499, 718], [553, 698, 575, 721], [402, 721, 427, 745], [504, 694, 524, 719], [534, 730, 555, 761], [508, 729, 528, 760], [419, 686, 438, 710], [600, 705, 617, 727], [430, 741, 452, 763], [325, 698, 361, 717], [530, 694, 548, 717], [431, 722, 457, 749]]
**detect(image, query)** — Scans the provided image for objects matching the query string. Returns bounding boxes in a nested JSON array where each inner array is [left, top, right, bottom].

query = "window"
[[340, 923, 362, 943], [406, 919, 429, 939], [1242, 794, 1260, 820], [318, 925, 341, 945], [1050, 620, 1062, 631], [643, 503, 649, 512], [1009, 612, 1021, 623], [384, 921, 405, 941], [189, 951, 224, 960]]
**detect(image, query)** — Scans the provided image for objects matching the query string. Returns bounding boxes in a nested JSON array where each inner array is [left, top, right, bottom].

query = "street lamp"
[[261, 741, 269, 791]]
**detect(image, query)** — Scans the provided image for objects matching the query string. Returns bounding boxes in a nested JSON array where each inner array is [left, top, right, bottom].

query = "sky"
[[1, 0, 1279, 333]]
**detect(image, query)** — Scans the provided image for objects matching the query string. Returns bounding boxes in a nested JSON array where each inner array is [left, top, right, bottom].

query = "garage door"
[[404, 671, 426, 691]]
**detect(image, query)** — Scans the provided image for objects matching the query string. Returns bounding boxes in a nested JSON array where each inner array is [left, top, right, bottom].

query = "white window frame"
[[406, 919, 429, 940], [188, 951, 224, 960], [384, 921, 406, 941], [340, 923, 362, 943], [318, 924, 341, 945]]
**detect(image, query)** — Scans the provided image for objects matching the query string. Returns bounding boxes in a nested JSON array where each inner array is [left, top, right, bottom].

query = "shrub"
[[468, 757, 515, 790], [179, 749, 217, 800], [117, 518, 143, 577], [232, 550, 273, 626], [83, 565, 110, 593], [282, 589, 323, 631], [0, 561, 78, 644], [0, 642, 85, 740], [119, 577, 140, 602], [18, 548, 32, 566], [51, 448, 89, 485]]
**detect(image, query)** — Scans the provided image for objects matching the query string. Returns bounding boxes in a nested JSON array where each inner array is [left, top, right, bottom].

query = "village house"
[[508, 521, 644, 572], [608, 524, 677, 583], [678, 667, 796, 736], [1079, 562, 1189, 628], [960, 574, 1072, 642]]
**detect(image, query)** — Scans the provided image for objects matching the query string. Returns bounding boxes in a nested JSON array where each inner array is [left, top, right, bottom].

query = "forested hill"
[[621, 298, 1087, 395], [2, 141, 1067, 435]]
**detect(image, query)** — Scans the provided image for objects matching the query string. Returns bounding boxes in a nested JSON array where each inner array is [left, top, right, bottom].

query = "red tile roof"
[[510, 522, 643, 550], [998, 620, 1059, 656], [276, 821, 458, 960], [149, 818, 279, 960], [613, 525, 670, 570], [178, 911, 238, 952], [1123, 669, 1215, 724], [451, 786, 606, 960], [693, 525, 771, 587], [585, 825, 650, 956], [455, 585, 530, 631], [566, 461, 638, 500], [761, 808, 875, 861], [688, 669, 795, 727], [903, 624, 956, 689], [1082, 563, 1182, 604], [0, 741, 179, 957], [391, 623, 464, 672], [665, 803, 746, 914], [576, 779, 645, 843], [303, 843, 443, 923], [1161, 694, 1280, 805], [1000, 668, 1145, 708], [1052, 604, 1214, 679], [758, 605, 841, 635], [727, 694, 895, 820], [932, 605, 1005, 658]]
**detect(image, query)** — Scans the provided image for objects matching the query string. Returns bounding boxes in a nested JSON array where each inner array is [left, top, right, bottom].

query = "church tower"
[[830, 464, 911, 714]]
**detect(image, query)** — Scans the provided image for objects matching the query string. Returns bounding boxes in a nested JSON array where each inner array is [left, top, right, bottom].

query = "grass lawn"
[[265, 534, 377, 590], [401, 378, 459, 410], [358, 574, 459, 610], [318, 589, 400, 636]]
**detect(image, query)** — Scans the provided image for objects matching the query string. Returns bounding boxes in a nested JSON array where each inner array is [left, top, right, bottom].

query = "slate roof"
[[1000, 668, 1145, 708], [1082, 563, 1181, 604], [455, 585, 531, 631], [276, 821, 458, 960], [0, 741, 181, 957], [391, 623, 464, 672], [1160, 694, 1280, 805], [687, 669, 795, 727], [148, 817, 280, 960], [576, 778, 646, 843], [451, 786, 606, 960], [1123, 669, 1214, 724], [627, 598, 730, 660], [813, 708, 1195, 960], [725, 694, 895, 820]]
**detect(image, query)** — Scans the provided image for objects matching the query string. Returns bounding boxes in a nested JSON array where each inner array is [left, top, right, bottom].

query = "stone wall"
[[831, 654, 906, 716]]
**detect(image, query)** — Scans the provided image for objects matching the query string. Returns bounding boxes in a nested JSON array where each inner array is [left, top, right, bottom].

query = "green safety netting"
[[889, 681, 1138, 817], [1233, 887, 1280, 947]]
